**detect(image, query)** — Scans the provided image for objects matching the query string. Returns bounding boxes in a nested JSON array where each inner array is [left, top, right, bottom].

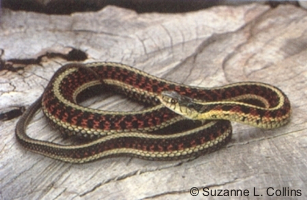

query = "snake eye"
[[170, 99, 177, 104]]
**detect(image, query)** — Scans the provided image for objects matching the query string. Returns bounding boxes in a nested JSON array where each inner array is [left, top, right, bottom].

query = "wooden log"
[[0, 4, 306, 199]]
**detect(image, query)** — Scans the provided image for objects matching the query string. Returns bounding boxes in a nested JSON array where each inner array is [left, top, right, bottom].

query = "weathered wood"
[[0, 4, 306, 199]]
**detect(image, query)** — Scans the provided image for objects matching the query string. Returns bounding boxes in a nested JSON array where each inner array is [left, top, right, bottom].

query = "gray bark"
[[0, 4, 306, 200]]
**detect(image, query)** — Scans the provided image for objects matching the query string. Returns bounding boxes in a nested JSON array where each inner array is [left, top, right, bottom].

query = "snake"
[[15, 62, 291, 163]]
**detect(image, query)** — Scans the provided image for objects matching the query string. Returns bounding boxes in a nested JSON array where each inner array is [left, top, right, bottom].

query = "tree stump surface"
[[0, 4, 306, 200]]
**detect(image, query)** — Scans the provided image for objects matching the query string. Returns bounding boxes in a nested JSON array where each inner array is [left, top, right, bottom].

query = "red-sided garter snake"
[[15, 62, 291, 163]]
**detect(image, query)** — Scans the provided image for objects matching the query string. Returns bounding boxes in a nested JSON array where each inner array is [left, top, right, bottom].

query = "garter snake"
[[15, 62, 291, 163]]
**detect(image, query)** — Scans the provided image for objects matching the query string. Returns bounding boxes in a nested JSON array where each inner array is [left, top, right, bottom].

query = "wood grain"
[[0, 4, 306, 199]]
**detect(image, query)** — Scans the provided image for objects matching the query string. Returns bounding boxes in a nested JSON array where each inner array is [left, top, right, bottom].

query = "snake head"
[[159, 91, 193, 105], [158, 91, 200, 119]]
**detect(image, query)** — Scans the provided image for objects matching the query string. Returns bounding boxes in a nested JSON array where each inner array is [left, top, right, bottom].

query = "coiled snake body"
[[15, 62, 291, 163]]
